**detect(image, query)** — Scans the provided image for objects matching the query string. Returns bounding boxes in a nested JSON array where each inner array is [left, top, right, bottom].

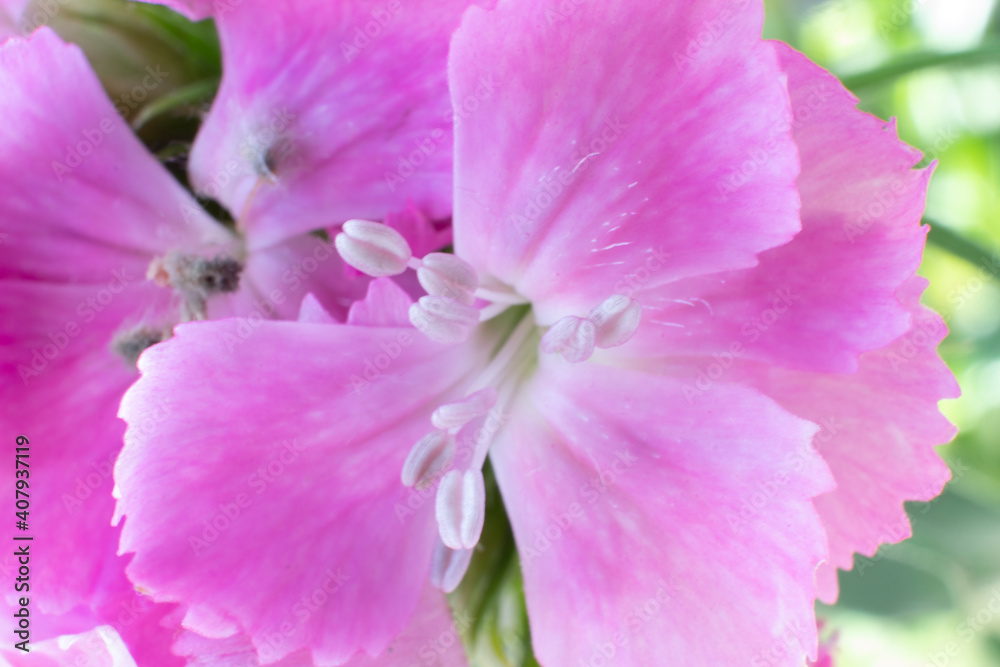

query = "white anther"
[[431, 388, 498, 431], [430, 541, 474, 593], [540, 316, 596, 363], [436, 469, 486, 550], [417, 253, 479, 305], [588, 295, 642, 348], [409, 296, 480, 344], [401, 430, 456, 489], [334, 219, 412, 277]]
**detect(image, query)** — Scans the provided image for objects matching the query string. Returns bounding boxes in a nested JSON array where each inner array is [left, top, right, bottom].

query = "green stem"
[[841, 43, 1000, 90], [925, 219, 1000, 270], [131, 78, 219, 129]]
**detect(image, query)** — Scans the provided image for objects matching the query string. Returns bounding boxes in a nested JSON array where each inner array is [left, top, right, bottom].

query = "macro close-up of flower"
[[2, 0, 998, 665]]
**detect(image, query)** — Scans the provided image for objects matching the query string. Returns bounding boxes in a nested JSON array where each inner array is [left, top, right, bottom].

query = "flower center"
[[334, 218, 645, 591], [110, 248, 245, 366]]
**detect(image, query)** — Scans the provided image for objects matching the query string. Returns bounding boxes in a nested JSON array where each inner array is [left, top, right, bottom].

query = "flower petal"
[[450, 0, 802, 322], [0, 28, 227, 283], [187, 0, 475, 249], [489, 359, 833, 666], [735, 277, 959, 602], [627, 43, 931, 373], [174, 583, 468, 666], [0, 280, 171, 616], [115, 317, 481, 664]]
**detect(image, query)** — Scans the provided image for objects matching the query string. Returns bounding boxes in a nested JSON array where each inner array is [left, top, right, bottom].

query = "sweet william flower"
[[115, 0, 957, 665], [1, 0, 478, 659]]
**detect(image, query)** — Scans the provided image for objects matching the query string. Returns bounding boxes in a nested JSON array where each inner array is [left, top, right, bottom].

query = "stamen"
[[435, 469, 486, 550], [401, 430, 455, 489], [540, 316, 596, 363], [415, 253, 478, 305], [430, 541, 474, 593], [111, 324, 170, 366], [334, 219, 412, 277], [147, 251, 243, 321], [431, 388, 498, 431], [409, 296, 480, 344], [467, 313, 537, 393], [588, 295, 642, 348]]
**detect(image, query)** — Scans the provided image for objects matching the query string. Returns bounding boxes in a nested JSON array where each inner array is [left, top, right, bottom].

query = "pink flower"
[[1, 0, 473, 659], [115, 0, 957, 665]]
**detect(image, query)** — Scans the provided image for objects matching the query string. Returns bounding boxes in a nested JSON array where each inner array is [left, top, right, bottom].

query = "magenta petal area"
[[489, 359, 833, 667], [737, 277, 959, 602], [0, 281, 171, 614], [187, 0, 475, 249], [0, 29, 229, 284], [174, 583, 468, 666], [115, 317, 481, 665], [449, 0, 802, 322], [629, 43, 932, 373]]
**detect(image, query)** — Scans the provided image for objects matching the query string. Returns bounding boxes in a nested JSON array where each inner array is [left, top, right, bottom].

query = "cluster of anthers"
[[335, 219, 642, 589]]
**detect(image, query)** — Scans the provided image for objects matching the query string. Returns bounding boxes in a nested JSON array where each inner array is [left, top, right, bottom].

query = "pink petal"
[[450, 0, 802, 322], [0, 281, 171, 616], [382, 203, 452, 259], [736, 277, 958, 602], [0, 29, 228, 284], [347, 277, 414, 327], [115, 318, 482, 665], [187, 0, 475, 249], [223, 234, 369, 323], [489, 358, 833, 666], [174, 583, 468, 666], [627, 43, 932, 373]]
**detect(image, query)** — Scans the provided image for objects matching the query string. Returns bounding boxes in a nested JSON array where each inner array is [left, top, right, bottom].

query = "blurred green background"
[[765, 0, 1000, 664], [23, 0, 1000, 664]]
